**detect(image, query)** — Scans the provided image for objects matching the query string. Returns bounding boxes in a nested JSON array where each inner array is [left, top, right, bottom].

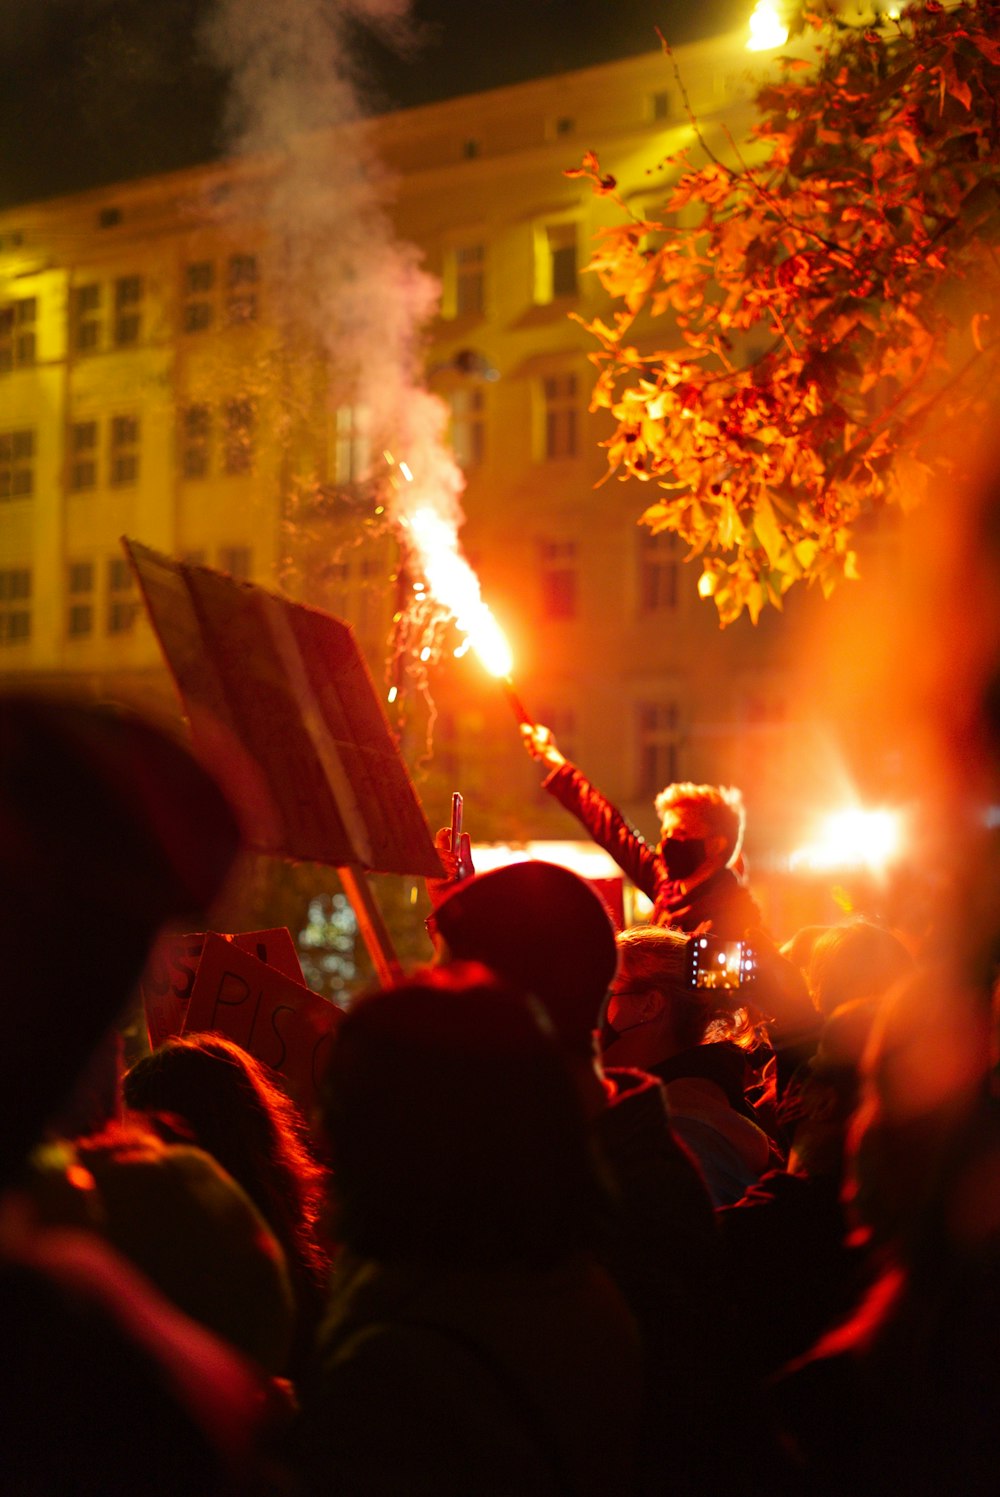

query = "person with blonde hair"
[[522, 724, 762, 936], [601, 924, 773, 1206]]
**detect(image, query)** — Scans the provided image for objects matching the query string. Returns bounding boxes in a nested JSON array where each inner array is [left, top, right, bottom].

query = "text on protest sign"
[[183, 933, 341, 1113], [141, 927, 305, 1051]]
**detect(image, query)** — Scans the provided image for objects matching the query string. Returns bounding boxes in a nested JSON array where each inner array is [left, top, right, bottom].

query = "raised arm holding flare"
[[521, 721, 762, 938]]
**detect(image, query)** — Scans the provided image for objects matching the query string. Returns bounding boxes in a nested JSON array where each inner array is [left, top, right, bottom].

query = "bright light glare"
[[469, 840, 624, 880], [790, 807, 903, 874], [406, 506, 514, 677], [747, 0, 788, 50]]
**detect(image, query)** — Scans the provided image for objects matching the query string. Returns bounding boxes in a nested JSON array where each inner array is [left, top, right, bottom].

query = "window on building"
[[223, 399, 255, 475], [183, 260, 215, 333], [107, 556, 139, 634], [187, 261, 214, 293], [450, 387, 485, 469], [454, 243, 485, 317], [0, 307, 13, 372], [539, 539, 578, 619], [639, 529, 679, 613], [357, 585, 382, 646], [553, 115, 575, 136], [69, 420, 98, 491], [648, 89, 671, 122], [461, 138, 480, 160], [334, 405, 371, 484], [323, 548, 387, 636], [180, 404, 211, 479], [113, 275, 143, 346], [184, 300, 213, 333], [67, 560, 94, 638], [218, 545, 252, 580], [537, 222, 578, 302], [637, 702, 681, 794], [542, 373, 578, 459], [109, 414, 139, 486], [72, 284, 102, 354], [0, 430, 34, 499], [0, 568, 31, 645], [226, 254, 258, 324], [0, 297, 37, 371]]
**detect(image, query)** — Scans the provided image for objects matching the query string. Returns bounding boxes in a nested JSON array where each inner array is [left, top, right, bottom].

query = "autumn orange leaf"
[[569, 0, 1000, 623]]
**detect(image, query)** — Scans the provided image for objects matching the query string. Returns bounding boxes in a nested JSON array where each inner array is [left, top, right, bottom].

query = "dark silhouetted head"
[[429, 860, 618, 1055], [0, 692, 240, 1188], [319, 963, 606, 1268]]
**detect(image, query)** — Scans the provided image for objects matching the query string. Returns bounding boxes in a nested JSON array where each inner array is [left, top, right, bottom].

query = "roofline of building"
[[0, 28, 756, 227]]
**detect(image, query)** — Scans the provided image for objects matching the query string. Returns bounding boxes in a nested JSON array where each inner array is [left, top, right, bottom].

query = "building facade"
[[0, 30, 900, 893]]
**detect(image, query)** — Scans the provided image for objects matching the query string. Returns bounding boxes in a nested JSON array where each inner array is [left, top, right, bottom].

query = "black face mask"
[[659, 837, 707, 881]]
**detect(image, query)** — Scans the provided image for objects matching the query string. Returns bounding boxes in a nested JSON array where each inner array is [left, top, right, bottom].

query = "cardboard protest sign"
[[231, 927, 303, 983], [141, 932, 207, 1050], [123, 539, 442, 878], [141, 927, 305, 1050], [182, 933, 341, 1114]]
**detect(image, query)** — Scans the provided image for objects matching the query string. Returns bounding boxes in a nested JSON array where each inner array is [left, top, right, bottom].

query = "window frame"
[[541, 372, 579, 461], [69, 419, 99, 492], [108, 413, 140, 487], [113, 275, 143, 347], [0, 428, 35, 500], [0, 567, 31, 645], [67, 559, 95, 639], [179, 403, 212, 480], [72, 283, 102, 355], [539, 537, 579, 620], [106, 555, 139, 635], [449, 386, 486, 470], [636, 701, 682, 796], [638, 529, 679, 614], [223, 398, 255, 476], [534, 220, 580, 304]]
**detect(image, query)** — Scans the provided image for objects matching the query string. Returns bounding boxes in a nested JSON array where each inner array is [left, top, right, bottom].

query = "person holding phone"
[[521, 722, 762, 937]]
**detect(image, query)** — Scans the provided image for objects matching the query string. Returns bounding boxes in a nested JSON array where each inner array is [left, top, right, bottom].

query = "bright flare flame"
[[405, 506, 514, 677], [747, 0, 788, 50], [789, 807, 903, 875]]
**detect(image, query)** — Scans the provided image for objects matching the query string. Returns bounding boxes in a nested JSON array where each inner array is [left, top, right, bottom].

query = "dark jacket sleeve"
[[542, 762, 662, 903]]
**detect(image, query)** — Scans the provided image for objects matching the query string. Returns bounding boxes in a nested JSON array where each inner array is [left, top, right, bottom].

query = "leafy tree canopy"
[[571, 0, 1000, 623]]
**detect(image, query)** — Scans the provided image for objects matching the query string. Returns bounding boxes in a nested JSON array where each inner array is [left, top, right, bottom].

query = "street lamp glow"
[[747, 0, 789, 51]]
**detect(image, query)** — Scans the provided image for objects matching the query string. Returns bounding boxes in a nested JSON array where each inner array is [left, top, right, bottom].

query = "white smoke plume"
[[202, 0, 468, 542]]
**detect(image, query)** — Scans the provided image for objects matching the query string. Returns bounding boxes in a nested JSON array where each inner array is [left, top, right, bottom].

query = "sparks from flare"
[[386, 452, 534, 727]]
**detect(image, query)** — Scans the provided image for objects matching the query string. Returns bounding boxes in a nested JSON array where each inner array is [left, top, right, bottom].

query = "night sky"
[[0, 0, 744, 209]]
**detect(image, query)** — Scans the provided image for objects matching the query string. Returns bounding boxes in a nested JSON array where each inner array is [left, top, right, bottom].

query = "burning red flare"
[[404, 506, 514, 678]]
